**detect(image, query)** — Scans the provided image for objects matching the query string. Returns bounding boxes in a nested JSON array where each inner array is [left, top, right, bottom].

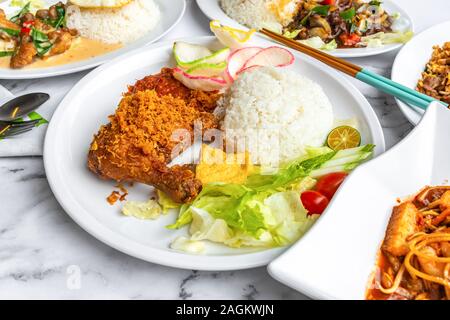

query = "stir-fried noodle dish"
[[367, 186, 450, 300]]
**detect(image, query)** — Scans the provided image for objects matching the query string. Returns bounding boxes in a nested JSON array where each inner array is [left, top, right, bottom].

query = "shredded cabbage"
[[157, 190, 181, 214], [122, 200, 162, 220], [360, 31, 413, 48], [298, 37, 338, 51], [11, 0, 44, 10]]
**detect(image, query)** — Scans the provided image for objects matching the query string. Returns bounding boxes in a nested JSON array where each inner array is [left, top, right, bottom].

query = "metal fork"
[[0, 119, 40, 139]]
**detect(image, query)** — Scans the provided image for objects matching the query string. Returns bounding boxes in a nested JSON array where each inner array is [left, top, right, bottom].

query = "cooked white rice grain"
[[66, 0, 160, 44], [219, 0, 282, 32], [219, 67, 334, 166]]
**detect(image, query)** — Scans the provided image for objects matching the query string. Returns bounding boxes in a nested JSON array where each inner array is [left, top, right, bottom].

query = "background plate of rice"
[[196, 0, 413, 58], [0, 0, 186, 79], [44, 36, 385, 271]]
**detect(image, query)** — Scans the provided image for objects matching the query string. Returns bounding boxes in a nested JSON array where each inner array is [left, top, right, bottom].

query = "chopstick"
[[260, 28, 448, 111]]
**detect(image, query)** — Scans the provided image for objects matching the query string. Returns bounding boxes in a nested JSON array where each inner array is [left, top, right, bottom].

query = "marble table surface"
[[0, 0, 446, 299]]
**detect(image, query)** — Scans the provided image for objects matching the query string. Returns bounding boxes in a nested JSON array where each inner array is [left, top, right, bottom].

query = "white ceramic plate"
[[196, 0, 413, 58], [44, 36, 385, 271], [392, 21, 450, 125], [0, 0, 186, 79], [268, 102, 450, 299]]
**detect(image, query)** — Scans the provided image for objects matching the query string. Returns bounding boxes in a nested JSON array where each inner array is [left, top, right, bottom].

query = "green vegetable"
[[122, 200, 162, 220], [360, 31, 413, 47], [311, 5, 330, 16], [300, 5, 330, 26], [27, 111, 48, 127], [185, 61, 227, 77], [369, 1, 382, 6], [30, 28, 53, 56], [0, 51, 14, 57], [300, 12, 312, 26], [189, 208, 233, 242], [11, 0, 44, 10], [10, 2, 31, 23], [157, 190, 181, 214], [173, 42, 230, 69], [340, 8, 356, 22], [43, 5, 66, 29], [0, 27, 20, 37], [298, 37, 338, 51], [168, 145, 375, 248], [283, 29, 301, 39]]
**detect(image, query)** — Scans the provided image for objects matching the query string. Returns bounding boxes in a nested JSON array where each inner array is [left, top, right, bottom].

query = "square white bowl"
[[268, 102, 450, 299]]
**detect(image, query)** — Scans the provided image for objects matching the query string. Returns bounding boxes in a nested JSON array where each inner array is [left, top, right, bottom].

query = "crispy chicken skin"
[[11, 39, 37, 69], [48, 30, 73, 55], [88, 68, 221, 203], [382, 202, 419, 257]]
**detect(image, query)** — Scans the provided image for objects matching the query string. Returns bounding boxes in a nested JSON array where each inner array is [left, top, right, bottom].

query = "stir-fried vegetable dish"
[[284, 0, 409, 49], [0, 1, 78, 68]]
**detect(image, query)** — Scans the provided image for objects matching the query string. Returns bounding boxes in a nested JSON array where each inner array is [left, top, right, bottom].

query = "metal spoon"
[[0, 93, 50, 121]]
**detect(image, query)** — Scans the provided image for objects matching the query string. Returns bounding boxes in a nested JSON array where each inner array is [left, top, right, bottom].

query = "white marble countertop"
[[0, 0, 447, 299]]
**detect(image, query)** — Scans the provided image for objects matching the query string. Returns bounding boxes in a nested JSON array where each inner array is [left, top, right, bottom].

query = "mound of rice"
[[219, 0, 299, 32], [219, 0, 281, 32], [66, 0, 160, 44], [219, 67, 334, 166]]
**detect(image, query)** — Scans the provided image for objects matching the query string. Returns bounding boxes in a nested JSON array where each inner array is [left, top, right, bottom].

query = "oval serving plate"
[[196, 0, 413, 58], [0, 0, 186, 79], [44, 36, 385, 271]]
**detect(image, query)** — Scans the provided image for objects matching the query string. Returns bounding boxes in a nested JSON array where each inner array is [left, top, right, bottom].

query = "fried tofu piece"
[[382, 202, 419, 257]]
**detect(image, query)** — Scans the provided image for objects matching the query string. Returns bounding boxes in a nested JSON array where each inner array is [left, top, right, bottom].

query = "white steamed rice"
[[66, 0, 160, 44], [219, 67, 334, 166], [219, 0, 282, 32]]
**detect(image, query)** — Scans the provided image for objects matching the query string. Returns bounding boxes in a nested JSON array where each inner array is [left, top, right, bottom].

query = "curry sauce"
[[0, 37, 122, 69]]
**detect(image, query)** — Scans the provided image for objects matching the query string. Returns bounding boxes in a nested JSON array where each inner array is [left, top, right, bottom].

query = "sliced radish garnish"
[[225, 47, 263, 82], [242, 47, 294, 70], [173, 68, 227, 91], [173, 42, 230, 69], [236, 65, 262, 76]]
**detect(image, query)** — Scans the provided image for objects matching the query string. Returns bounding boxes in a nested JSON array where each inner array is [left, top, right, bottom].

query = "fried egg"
[[68, 0, 133, 8]]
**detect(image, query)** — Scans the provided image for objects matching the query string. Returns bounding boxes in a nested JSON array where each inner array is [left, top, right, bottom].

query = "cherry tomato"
[[321, 0, 335, 5], [316, 172, 348, 199], [339, 33, 361, 47], [301, 190, 329, 215]]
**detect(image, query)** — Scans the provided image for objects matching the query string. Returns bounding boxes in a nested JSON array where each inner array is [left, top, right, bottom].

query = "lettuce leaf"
[[169, 145, 375, 249], [157, 190, 181, 214], [122, 200, 162, 220]]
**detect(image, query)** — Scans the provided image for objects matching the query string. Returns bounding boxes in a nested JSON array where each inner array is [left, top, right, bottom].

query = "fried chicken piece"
[[0, 9, 20, 32], [11, 38, 37, 69], [88, 69, 221, 203], [48, 30, 73, 55]]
